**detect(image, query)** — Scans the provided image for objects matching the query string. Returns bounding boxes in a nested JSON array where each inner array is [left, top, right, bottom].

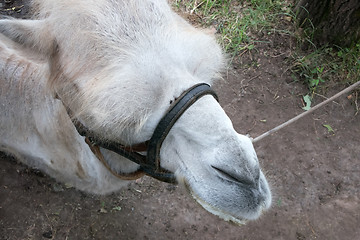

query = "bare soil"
[[1, 1, 359, 239]]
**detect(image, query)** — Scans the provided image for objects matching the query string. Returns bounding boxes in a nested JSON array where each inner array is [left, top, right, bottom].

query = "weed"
[[302, 94, 312, 111], [323, 124, 334, 134], [174, 0, 288, 57], [291, 3, 360, 93], [292, 43, 360, 93], [100, 201, 107, 213], [335, 43, 360, 84], [173, 1, 360, 93], [112, 206, 122, 212], [294, 6, 316, 48]]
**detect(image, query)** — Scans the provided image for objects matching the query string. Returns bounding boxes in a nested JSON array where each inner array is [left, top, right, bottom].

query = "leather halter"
[[69, 83, 218, 183]]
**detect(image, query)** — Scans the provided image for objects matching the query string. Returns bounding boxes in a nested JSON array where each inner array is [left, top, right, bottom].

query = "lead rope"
[[252, 81, 360, 143]]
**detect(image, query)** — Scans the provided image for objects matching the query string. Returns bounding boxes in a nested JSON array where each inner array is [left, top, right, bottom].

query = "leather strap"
[[145, 83, 218, 182], [64, 83, 218, 183]]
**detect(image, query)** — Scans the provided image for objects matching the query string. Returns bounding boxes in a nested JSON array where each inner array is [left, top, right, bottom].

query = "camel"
[[0, 0, 271, 224]]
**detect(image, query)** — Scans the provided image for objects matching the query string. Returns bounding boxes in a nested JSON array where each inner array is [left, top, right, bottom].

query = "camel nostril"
[[211, 165, 255, 187]]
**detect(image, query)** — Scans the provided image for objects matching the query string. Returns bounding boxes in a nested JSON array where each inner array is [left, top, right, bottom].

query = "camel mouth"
[[183, 180, 247, 225], [179, 169, 271, 225], [211, 165, 257, 187]]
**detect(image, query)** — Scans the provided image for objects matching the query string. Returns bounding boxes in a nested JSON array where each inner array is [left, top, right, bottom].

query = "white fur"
[[0, 0, 271, 223]]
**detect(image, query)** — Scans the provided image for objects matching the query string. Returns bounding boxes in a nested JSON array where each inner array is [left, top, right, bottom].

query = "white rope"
[[252, 81, 360, 143]]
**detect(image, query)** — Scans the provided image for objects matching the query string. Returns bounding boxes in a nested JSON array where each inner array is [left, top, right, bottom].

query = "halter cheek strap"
[[145, 83, 218, 182], [68, 83, 218, 183]]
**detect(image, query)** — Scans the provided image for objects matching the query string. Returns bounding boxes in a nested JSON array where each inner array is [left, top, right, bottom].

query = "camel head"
[[148, 90, 272, 224], [0, 0, 271, 224]]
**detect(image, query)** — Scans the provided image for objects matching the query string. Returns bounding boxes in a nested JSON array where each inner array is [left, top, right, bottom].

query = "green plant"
[[174, 0, 288, 57], [335, 43, 360, 84], [323, 124, 334, 134], [174, 0, 360, 93], [292, 3, 360, 94], [292, 43, 360, 93]]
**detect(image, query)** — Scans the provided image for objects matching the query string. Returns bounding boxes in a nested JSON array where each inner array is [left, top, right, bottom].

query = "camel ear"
[[0, 18, 54, 54]]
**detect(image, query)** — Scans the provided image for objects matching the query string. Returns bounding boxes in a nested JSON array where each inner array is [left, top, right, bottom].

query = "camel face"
[[156, 96, 271, 223], [0, 0, 271, 224]]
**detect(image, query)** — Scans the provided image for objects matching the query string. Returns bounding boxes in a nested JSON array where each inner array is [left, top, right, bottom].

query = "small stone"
[[42, 230, 53, 239]]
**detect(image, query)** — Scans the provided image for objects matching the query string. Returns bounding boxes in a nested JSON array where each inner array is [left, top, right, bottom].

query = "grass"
[[291, 4, 360, 93], [174, 0, 360, 96], [174, 0, 289, 57], [292, 43, 360, 95]]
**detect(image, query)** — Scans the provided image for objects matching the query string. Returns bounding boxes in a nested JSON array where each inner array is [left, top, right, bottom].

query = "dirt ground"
[[1, 1, 359, 240]]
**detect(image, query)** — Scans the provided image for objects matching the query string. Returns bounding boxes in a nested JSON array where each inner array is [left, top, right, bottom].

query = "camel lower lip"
[[183, 180, 247, 226]]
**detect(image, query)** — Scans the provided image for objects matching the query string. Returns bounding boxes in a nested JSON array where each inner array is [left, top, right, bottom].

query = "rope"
[[252, 81, 360, 143]]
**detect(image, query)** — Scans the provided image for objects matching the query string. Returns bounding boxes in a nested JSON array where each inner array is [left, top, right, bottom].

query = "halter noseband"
[[71, 83, 218, 183]]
